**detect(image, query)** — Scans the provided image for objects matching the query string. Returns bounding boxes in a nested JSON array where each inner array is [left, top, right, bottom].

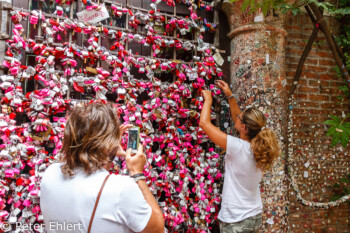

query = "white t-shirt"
[[40, 163, 152, 233], [218, 135, 263, 223]]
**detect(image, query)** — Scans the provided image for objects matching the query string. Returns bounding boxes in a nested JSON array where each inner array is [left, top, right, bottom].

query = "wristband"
[[134, 175, 146, 183], [226, 94, 235, 100], [130, 173, 144, 178]]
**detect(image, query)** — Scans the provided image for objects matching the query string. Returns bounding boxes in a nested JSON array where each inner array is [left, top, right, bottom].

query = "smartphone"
[[127, 127, 140, 153]]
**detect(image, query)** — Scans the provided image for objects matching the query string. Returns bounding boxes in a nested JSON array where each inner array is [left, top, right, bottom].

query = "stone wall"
[[229, 28, 289, 232], [285, 12, 350, 232], [222, 0, 350, 231], [222, 1, 289, 231]]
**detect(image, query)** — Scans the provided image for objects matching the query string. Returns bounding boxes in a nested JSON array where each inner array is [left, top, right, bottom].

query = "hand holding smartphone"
[[127, 127, 140, 154]]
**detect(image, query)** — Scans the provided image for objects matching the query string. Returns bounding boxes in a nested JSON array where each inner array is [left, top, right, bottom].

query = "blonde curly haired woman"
[[199, 80, 280, 233]]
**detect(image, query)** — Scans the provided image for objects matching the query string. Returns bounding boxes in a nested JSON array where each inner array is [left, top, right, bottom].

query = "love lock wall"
[[0, 0, 348, 232]]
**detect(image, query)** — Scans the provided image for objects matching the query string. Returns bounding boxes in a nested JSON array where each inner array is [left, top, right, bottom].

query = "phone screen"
[[127, 128, 139, 151]]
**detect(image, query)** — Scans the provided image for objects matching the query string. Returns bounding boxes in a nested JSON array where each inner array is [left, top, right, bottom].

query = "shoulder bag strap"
[[87, 174, 111, 233]]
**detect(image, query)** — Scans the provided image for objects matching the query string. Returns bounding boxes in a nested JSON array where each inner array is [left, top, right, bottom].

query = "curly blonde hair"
[[242, 108, 280, 171], [61, 101, 121, 176]]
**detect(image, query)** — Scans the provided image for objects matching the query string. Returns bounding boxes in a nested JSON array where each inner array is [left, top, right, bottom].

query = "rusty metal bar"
[[308, 2, 350, 89]]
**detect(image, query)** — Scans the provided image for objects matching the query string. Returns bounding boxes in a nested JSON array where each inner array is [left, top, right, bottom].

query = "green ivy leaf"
[[340, 133, 349, 148], [344, 187, 350, 194], [331, 133, 340, 146], [326, 126, 336, 136], [262, 1, 270, 15], [339, 86, 349, 92], [292, 8, 299, 16], [250, 0, 257, 8], [330, 194, 342, 201], [342, 7, 350, 15], [343, 127, 350, 136], [330, 115, 341, 124], [340, 177, 349, 183], [241, 0, 251, 11], [323, 120, 338, 126]]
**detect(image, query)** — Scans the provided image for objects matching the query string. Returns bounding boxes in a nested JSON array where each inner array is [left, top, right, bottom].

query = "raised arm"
[[216, 80, 241, 124], [199, 90, 228, 150]]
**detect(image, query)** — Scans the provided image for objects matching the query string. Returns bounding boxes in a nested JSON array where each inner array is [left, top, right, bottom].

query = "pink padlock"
[[23, 200, 31, 207], [30, 15, 38, 25], [30, 189, 39, 196], [13, 200, 21, 208], [32, 205, 40, 213], [0, 211, 9, 218], [4, 169, 14, 178]]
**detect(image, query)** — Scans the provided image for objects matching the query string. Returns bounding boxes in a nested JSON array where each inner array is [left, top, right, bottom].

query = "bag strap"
[[87, 174, 111, 233]]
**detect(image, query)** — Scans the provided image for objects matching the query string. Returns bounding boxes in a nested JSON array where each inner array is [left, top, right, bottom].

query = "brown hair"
[[242, 108, 280, 171], [61, 101, 121, 176]]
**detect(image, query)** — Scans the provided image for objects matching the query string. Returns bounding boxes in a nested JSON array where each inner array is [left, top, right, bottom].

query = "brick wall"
[[285, 13, 350, 232]]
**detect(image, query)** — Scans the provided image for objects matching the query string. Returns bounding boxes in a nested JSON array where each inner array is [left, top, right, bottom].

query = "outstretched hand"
[[201, 90, 213, 103], [215, 80, 232, 97]]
